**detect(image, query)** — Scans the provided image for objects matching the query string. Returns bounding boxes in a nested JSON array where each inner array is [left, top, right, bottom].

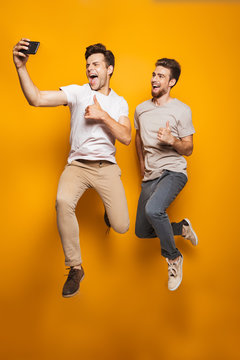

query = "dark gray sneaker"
[[104, 210, 111, 228], [62, 267, 84, 298]]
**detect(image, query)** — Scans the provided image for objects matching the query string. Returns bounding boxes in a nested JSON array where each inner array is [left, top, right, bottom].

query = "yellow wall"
[[1, 0, 240, 359]]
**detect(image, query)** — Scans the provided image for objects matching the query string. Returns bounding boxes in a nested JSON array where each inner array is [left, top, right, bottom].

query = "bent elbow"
[[185, 146, 193, 156], [124, 135, 131, 146], [28, 98, 40, 107]]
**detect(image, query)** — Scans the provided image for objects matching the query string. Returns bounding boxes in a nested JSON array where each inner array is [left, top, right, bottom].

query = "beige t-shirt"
[[134, 98, 195, 181]]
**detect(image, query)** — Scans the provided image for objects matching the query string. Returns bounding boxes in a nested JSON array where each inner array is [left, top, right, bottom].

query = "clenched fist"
[[85, 95, 106, 121], [157, 121, 175, 146]]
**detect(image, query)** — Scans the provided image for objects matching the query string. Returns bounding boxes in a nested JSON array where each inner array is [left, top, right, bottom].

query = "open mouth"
[[89, 74, 98, 87], [152, 84, 160, 89]]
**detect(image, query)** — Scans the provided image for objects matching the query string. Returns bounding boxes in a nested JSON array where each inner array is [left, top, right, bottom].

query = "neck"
[[98, 79, 111, 96], [98, 87, 111, 96], [152, 93, 173, 107]]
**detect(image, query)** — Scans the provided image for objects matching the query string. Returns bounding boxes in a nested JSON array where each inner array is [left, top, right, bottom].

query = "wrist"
[[16, 64, 27, 72], [101, 111, 110, 122], [169, 135, 176, 146]]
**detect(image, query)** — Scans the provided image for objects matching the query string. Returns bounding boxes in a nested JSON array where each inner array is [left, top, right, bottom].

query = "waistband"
[[73, 159, 114, 168]]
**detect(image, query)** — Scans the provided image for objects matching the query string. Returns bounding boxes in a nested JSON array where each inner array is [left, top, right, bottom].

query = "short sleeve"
[[59, 85, 79, 108], [177, 107, 195, 138], [118, 97, 129, 118], [134, 109, 139, 130]]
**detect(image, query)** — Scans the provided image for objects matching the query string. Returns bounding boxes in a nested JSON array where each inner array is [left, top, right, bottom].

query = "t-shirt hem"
[[142, 168, 188, 182], [179, 130, 195, 138], [59, 86, 71, 106]]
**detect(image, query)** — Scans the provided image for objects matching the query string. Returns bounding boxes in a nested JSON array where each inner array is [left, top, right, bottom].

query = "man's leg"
[[144, 170, 187, 291], [172, 218, 198, 246], [135, 178, 159, 239], [56, 162, 89, 297], [144, 170, 187, 259], [94, 163, 129, 234], [135, 180, 194, 241]]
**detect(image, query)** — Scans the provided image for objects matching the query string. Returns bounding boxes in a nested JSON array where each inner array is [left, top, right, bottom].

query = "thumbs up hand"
[[157, 121, 175, 145], [85, 95, 106, 121]]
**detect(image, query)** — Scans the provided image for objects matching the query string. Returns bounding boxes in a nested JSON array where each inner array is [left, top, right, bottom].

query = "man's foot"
[[104, 210, 111, 228], [182, 218, 198, 246], [166, 256, 183, 291], [62, 266, 85, 298]]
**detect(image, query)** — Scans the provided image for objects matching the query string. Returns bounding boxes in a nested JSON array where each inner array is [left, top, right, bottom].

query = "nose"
[[87, 64, 94, 73], [152, 74, 157, 82]]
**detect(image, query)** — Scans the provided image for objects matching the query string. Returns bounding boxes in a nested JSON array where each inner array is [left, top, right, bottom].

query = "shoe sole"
[[184, 218, 198, 246], [62, 274, 85, 298], [168, 276, 182, 291]]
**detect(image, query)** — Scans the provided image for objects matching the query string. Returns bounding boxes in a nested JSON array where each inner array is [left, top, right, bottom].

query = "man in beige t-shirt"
[[135, 58, 198, 291]]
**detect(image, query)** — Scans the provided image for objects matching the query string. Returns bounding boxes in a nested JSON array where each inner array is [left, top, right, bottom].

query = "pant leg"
[[135, 178, 158, 238], [93, 163, 129, 234], [171, 219, 188, 236], [135, 173, 188, 241], [56, 162, 89, 266], [145, 170, 187, 260]]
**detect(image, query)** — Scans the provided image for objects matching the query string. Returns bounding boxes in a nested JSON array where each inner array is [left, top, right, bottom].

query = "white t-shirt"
[[60, 83, 129, 164]]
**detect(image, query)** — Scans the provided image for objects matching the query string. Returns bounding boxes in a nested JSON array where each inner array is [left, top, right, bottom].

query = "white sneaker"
[[166, 256, 183, 291], [182, 218, 198, 246]]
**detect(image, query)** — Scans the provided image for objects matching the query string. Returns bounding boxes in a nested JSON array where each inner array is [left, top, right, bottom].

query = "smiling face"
[[151, 66, 176, 98], [86, 53, 113, 92]]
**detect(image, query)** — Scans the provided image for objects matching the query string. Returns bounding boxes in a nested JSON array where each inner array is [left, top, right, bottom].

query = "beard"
[[151, 87, 168, 99]]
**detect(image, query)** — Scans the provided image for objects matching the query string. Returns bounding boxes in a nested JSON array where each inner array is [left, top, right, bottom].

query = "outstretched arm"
[[158, 121, 193, 156], [13, 38, 67, 107], [84, 95, 131, 145]]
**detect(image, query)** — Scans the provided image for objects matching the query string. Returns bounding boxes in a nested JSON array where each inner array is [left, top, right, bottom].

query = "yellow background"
[[1, 0, 240, 359]]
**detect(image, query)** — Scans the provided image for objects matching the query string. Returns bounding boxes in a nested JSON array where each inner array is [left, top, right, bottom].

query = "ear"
[[169, 78, 176, 88], [107, 65, 113, 77]]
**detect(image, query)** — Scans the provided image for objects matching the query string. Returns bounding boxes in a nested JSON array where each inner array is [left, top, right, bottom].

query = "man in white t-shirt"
[[13, 40, 131, 298], [134, 58, 198, 291]]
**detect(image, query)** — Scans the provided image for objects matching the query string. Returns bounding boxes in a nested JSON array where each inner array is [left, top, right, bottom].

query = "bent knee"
[[55, 196, 74, 212], [145, 204, 165, 220], [135, 229, 146, 238], [112, 220, 130, 234]]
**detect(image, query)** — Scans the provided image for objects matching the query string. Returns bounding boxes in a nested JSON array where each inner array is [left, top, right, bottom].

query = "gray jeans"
[[135, 170, 188, 260]]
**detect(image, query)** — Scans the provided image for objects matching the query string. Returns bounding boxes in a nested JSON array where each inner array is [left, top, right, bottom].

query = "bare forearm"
[[102, 113, 131, 145], [13, 39, 67, 107], [135, 131, 145, 177], [171, 137, 193, 156], [16, 66, 40, 106], [135, 133, 144, 166]]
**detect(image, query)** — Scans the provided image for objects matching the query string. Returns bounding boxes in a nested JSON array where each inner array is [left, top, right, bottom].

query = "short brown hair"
[[85, 43, 115, 76], [155, 58, 181, 87]]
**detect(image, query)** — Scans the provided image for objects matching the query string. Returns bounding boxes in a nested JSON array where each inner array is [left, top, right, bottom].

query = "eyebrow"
[[152, 72, 166, 77], [86, 61, 100, 67]]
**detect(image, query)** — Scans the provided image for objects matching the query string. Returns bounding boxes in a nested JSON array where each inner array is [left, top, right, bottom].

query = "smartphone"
[[21, 41, 40, 55]]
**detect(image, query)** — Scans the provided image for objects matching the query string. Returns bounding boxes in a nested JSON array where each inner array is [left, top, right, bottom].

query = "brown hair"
[[155, 58, 181, 87], [85, 43, 115, 77]]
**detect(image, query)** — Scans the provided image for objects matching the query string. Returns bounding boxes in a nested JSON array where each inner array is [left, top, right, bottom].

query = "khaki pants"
[[56, 160, 129, 266]]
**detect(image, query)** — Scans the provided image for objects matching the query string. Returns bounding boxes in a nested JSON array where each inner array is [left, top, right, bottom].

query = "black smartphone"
[[21, 41, 40, 55]]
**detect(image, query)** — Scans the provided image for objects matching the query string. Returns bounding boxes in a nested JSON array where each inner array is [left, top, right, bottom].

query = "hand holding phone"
[[20, 41, 40, 55], [13, 39, 40, 69]]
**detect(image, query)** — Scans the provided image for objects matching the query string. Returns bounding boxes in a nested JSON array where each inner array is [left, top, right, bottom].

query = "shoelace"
[[168, 262, 177, 277], [64, 267, 79, 281]]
